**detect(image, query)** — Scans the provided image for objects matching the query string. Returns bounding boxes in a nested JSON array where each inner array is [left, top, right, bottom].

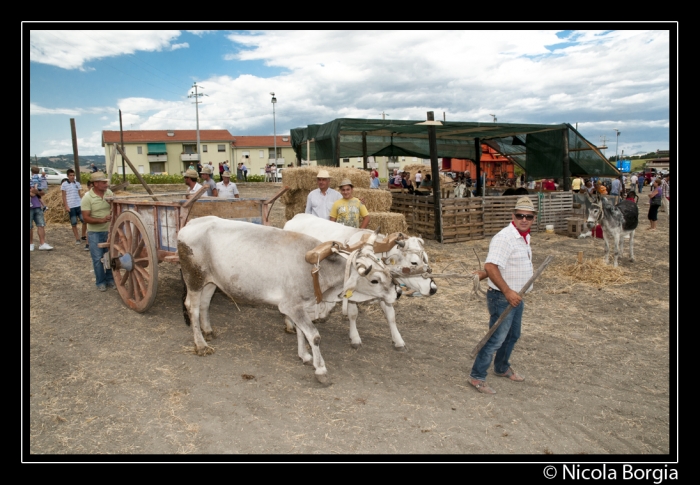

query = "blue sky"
[[26, 28, 673, 158]]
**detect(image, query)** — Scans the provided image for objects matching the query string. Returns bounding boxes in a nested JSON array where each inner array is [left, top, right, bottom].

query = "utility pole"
[[70, 118, 80, 179], [270, 92, 277, 167], [189, 82, 205, 167]]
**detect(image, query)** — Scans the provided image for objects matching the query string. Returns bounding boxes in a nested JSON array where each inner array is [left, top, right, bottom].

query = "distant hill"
[[29, 154, 105, 170]]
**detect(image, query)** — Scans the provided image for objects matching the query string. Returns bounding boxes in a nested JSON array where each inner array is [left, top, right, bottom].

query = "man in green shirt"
[[81, 172, 115, 291]]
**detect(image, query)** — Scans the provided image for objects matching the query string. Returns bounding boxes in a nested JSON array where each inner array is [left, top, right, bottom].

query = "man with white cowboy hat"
[[80, 171, 116, 292], [216, 170, 239, 199], [468, 196, 537, 394], [183, 168, 202, 194], [305, 168, 341, 219], [330, 178, 370, 229], [200, 165, 218, 197]]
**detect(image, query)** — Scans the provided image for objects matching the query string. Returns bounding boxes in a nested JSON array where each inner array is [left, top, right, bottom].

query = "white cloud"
[[29, 30, 183, 70], [30, 103, 81, 116], [170, 42, 189, 51]]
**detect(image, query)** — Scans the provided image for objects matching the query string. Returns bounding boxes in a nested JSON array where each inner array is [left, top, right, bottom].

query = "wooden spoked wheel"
[[109, 210, 159, 313]]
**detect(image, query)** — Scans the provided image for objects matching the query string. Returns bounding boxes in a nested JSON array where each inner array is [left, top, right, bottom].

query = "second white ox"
[[284, 213, 437, 350], [178, 217, 401, 384]]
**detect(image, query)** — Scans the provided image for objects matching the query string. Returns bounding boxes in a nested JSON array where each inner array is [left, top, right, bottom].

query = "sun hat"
[[317, 169, 331, 178], [222, 171, 231, 177], [514, 196, 537, 213], [184, 168, 199, 179], [339, 178, 353, 188], [201, 166, 213, 175], [90, 171, 108, 182]]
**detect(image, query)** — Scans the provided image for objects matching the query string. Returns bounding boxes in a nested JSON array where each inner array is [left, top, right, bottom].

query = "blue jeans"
[[30, 207, 45, 229], [88, 231, 114, 288], [68, 207, 84, 226], [470, 288, 524, 381]]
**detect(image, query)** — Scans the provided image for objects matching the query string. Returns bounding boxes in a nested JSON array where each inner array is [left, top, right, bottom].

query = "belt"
[[487, 287, 501, 293]]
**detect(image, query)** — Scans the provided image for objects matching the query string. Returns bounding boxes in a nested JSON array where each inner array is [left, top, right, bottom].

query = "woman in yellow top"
[[330, 179, 370, 229]]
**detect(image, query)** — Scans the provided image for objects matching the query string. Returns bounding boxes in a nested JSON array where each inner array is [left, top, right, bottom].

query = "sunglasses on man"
[[514, 213, 535, 220]]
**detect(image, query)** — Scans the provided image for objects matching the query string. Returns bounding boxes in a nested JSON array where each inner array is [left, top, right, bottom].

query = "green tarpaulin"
[[290, 118, 619, 178]]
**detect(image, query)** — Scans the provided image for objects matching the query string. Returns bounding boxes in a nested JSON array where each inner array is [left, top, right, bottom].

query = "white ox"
[[178, 216, 401, 384], [283, 213, 437, 350]]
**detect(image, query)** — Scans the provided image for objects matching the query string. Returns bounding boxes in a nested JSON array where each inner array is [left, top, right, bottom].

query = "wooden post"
[[475, 138, 482, 196], [115, 145, 159, 201], [562, 128, 571, 191], [70, 118, 80, 179], [578, 251, 583, 264], [335, 132, 341, 167], [119, 109, 126, 183], [362, 132, 368, 170], [108, 143, 117, 178], [427, 111, 442, 243]]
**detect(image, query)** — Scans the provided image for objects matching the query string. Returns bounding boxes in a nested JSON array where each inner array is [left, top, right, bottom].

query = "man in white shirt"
[[216, 171, 239, 198], [415, 170, 422, 186], [469, 196, 536, 395], [305, 169, 342, 219], [184, 169, 202, 194]]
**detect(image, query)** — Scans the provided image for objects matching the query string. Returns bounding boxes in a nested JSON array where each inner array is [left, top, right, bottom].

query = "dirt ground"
[[26, 183, 674, 459]]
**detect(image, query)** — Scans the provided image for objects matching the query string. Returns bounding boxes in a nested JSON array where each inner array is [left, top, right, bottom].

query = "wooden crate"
[[565, 217, 586, 237]]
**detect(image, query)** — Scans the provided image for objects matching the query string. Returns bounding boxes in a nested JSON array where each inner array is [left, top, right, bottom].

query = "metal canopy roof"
[[291, 118, 620, 178]]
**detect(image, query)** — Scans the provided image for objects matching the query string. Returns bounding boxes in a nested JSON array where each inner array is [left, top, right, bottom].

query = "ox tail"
[[181, 269, 191, 327]]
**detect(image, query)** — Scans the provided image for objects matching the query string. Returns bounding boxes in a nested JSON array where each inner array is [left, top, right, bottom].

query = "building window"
[[269, 148, 281, 159], [150, 162, 166, 174], [218, 144, 225, 152], [259, 150, 265, 158], [183, 144, 197, 154], [343, 158, 350, 163], [202, 145, 208, 152], [137, 146, 143, 154]]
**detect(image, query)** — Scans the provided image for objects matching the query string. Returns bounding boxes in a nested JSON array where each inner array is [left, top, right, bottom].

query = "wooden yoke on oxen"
[[306, 240, 342, 304], [373, 232, 405, 254], [305, 241, 342, 265]]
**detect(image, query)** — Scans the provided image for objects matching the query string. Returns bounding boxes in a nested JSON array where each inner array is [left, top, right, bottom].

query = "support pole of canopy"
[[362, 132, 368, 170], [335, 132, 341, 167], [427, 111, 443, 243], [562, 128, 571, 191], [475, 138, 482, 195]]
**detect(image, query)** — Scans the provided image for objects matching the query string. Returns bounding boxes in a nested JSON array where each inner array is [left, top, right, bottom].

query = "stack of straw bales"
[[281, 166, 406, 233], [401, 164, 453, 186]]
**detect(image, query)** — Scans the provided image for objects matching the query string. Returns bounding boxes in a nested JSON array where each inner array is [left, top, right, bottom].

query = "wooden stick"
[[108, 143, 117, 177], [469, 255, 555, 359], [115, 145, 159, 201]]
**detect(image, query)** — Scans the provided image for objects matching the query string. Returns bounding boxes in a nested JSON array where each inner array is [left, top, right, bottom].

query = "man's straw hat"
[[184, 169, 199, 179], [90, 171, 108, 182], [514, 196, 537, 213], [317, 169, 331, 178], [339, 178, 353, 188]]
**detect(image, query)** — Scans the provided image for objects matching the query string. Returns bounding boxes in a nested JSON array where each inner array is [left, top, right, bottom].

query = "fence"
[[390, 192, 574, 243]]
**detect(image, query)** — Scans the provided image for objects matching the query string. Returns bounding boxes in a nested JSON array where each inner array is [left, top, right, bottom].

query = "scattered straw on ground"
[[547, 259, 636, 286]]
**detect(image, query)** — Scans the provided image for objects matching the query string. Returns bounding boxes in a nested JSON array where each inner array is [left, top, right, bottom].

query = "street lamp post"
[[614, 129, 621, 167], [189, 82, 206, 166], [271, 92, 277, 169]]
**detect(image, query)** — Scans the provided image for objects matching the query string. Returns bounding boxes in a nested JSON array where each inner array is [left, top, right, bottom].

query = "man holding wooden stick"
[[469, 196, 537, 394]]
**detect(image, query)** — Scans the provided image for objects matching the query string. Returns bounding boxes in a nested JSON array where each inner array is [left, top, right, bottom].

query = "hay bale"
[[367, 212, 407, 235], [400, 164, 452, 187], [353, 188, 392, 212], [282, 166, 370, 191], [282, 188, 310, 221], [41, 186, 70, 224]]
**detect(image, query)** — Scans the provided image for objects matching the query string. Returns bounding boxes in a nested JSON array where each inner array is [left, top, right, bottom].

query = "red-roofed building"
[[101, 130, 294, 178]]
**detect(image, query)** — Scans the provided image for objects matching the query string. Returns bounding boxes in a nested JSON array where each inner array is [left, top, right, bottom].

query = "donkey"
[[582, 195, 638, 267]]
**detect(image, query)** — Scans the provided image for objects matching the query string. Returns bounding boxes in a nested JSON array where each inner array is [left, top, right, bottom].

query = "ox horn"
[[356, 263, 373, 276]]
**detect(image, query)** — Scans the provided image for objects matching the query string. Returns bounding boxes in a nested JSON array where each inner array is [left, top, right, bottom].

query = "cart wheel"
[[109, 210, 159, 313]]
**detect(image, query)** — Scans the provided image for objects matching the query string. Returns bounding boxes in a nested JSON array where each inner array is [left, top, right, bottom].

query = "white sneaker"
[[38, 243, 54, 251], [30, 244, 35, 251]]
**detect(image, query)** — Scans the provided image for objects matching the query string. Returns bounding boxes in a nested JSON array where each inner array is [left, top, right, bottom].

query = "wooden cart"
[[99, 185, 288, 313]]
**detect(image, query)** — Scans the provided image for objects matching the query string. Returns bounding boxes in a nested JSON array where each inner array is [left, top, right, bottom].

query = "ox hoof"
[[203, 331, 215, 341], [394, 345, 408, 352], [195, 345, 215, 356], [351, 342, 362, 349], [284, 325, 297, 334], [315, 374, 331, 386], [301, 355, 313, 365]]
